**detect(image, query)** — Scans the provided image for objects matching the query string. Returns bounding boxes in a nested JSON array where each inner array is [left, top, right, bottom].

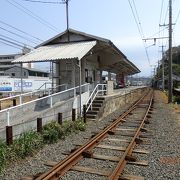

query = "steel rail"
[[108, 90, 153, 179], [37, 88, 151, 180]]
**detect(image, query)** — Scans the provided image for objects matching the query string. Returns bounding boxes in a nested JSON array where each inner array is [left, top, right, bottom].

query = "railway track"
[[22, 88, 154, 180]]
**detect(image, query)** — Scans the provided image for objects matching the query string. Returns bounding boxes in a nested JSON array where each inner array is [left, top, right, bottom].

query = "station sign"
[[0, 78, 51, 92]]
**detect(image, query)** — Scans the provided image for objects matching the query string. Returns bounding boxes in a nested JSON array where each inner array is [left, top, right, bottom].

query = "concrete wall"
[[0, 91, 89, 140], [99, 87, 148, 120], [56, 55, 99, 89]]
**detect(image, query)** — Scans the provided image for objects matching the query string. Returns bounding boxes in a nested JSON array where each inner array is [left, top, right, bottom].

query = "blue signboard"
[[0, 87, 12, 91], [14, 81, 32, 87]]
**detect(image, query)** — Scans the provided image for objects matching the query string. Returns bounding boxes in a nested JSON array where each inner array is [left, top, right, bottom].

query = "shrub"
[[42, 121, 64, 144], [0, 140, 7, 173], [62, 121, 74, 135], [8, 131, 43, 159], [0, 119, 86, 173], [74, 119, 86, 131], [173, 96, 180, 104]]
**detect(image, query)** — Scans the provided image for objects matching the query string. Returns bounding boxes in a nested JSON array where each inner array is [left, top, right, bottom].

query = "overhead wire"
[[159, 0, 164, 25], [172, 0, 180, 48], [172, 0, 180, 31], [0, 37, 25, 48], [128, 0, 151, 65], [158, 0, 166, 61], [0, 20, 43, 42], [0, 40, 22, 50], [148, 27, 168, 38], [21, 0, 65, 4], [0, 26, 38, 44], [132, 0, 145, 38], [7, 0, 59, 33], [163, 2, 169, 24], [0, 34, 33, 48]]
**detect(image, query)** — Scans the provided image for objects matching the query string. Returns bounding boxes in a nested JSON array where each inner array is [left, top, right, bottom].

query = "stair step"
[[86, 111, 98, 115], [93, 100, 104, 104], [90, 103, 102, 107], [86, 114, 97, 119], [92, 107, 100, 111], [95, 97, 105, 101]]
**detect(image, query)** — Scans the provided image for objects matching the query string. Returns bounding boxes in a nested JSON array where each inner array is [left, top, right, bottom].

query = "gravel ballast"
[[0, 90, 179, 180]]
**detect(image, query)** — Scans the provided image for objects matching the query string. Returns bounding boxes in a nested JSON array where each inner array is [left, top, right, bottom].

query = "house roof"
[[35, 28, 110, 48], [13, 28, 140, 75], [13, 41, 96, 63]]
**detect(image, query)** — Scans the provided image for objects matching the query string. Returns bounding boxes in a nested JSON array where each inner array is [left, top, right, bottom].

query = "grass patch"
[[42, 121, 64, 144], [0, 119, 86, 173], [0, 140, 7, 173], [9, 131, 43, 159], [173, 96, 180, 104], [43, 119, 86, 143]]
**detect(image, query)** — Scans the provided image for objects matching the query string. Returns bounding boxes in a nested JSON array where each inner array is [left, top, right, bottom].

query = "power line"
[[173, 8, 180, 28], [0, 40, 22, 50], [0, 20, 43, 42], [149, 27, 168, 38], [128, 0, 151, 65], [7, 0, 59, 33], [0, 37, 25, 48], [0, 26, 38, 44], [163, 2, 169, 24], [0, 34, 33, 48], [132, 0, 144, 38], [128, 0, 143, 39], [159, 0, 165, 25], [21, 0, 65, 4]]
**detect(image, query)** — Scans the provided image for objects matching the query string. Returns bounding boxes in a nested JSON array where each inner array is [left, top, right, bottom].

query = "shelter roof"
[[13, 41, 96, 63], [13, 29, 140, 75]]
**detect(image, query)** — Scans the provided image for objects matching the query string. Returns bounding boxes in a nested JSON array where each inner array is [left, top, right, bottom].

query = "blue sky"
[[0, 0, 180, 76]]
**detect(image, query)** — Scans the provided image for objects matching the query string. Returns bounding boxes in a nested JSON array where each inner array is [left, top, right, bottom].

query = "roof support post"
[[73, 60, 76, 97], [79, 58, 82, 117], [100, 70, 103, 83], [52, 61, 54, 93], [20, 63, 23, 94], [108, 71, 111, 80]]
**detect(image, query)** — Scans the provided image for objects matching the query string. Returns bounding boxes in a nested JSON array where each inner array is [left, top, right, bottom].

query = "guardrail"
[[0, 83, 90, 128], [0, 84, 68, 110], [38, 82, 68, 93], [86, 84, 107, 112]]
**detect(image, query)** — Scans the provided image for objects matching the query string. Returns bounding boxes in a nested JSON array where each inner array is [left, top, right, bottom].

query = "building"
[[13, 29, 140, 90], [0, 46, 33, 76], [4, 65, 49, 78], [0, 53, 22, 76], [0, 47, 52, 93]]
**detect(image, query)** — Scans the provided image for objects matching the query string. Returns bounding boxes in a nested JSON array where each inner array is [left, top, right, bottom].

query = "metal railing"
[[0, 83, 90, 128], [86, 84, 107, 112], [37, 82, 52, 90], [0, 83, 68, 109], [38, 82, 68, 93]]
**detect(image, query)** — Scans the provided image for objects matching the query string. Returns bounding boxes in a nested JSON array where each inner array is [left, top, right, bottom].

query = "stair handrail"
[[86, 84, 106, 112], [37, 82, 51, 90]]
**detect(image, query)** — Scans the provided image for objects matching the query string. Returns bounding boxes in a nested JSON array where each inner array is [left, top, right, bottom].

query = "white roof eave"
[[12, 41, 97, 63]]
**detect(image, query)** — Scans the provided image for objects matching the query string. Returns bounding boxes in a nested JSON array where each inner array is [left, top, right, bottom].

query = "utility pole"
[[168, 0, 173, 103], [66, 0, 70, 42], [63, 0, 70, 42], [159, 45, 166, 91], [150, 65, 156, 88]]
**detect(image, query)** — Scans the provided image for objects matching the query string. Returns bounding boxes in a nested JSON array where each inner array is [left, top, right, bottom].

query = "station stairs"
[[86, 96, 105, 120]]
